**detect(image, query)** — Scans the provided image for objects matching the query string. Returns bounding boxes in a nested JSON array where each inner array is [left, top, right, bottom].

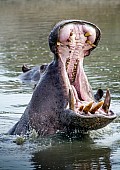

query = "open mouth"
[[49, 20, 116, 131]]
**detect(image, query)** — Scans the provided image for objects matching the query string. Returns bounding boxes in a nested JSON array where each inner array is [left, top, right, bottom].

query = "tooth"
[[57, 42, 60, 46], [72, 73, 76, 83], [66, 58, 70, 70], [84, 32, 92, 37], [71, 60, 79, 83], [90, 101, 104, 114], [83, 101, 93, 113], [69, 89, 75, 111], [79, 105, 84, 111], [86, 40, 91, 44], [86, 40, 96, 47], [57, 42, 64, 46], [102, 89, 111, 113]]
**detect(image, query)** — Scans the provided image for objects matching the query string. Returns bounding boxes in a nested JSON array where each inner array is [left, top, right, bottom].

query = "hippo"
[[9, 20, 116, 136], [19, 64, 48, 85]]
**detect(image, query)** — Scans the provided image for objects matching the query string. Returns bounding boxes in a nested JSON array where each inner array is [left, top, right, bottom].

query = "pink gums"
[[58, 23, 96, 103]]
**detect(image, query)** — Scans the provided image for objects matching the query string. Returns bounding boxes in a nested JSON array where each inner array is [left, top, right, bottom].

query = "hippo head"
[[48, 20, 116, 132]]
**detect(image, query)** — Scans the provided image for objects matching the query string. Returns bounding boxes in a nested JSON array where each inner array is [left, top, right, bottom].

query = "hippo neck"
[[54, 53, 71, 87]]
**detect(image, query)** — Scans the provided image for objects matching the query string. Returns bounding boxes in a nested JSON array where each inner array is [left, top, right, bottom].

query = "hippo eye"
[[40, 65, 45, 70], [40, 64, 47, 73]]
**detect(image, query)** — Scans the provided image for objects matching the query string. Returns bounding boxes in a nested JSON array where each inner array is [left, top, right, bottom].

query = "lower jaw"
[[61, 107, 116, 132], [67, 73, 113, 117]]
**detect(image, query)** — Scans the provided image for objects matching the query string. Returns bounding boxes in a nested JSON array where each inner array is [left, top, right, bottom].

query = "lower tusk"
[[102, 89, 111, 113], [69, 89, 75, 111], [79, 105, 84, 112], [90, 101, 104, 114], [83, 101, 94, 113]]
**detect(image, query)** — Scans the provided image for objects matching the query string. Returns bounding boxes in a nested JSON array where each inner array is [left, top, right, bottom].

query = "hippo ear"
[[22, 64, 31, 73]]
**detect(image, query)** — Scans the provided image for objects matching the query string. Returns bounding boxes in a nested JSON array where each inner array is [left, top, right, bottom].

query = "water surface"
[[0, 0, 120, 169]]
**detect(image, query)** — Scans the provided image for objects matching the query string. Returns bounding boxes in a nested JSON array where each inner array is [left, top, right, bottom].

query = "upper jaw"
[[49, 20, 101, 56]]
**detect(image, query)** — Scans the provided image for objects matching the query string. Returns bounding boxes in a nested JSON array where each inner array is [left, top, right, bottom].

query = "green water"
[[0, 0, 120, 169]]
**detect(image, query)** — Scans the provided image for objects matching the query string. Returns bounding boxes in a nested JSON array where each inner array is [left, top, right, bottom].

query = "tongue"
[[73, 57, 94, 101]]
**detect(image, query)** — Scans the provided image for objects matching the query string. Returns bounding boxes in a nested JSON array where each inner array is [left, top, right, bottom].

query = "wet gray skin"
[[9, 20, 116, 136]]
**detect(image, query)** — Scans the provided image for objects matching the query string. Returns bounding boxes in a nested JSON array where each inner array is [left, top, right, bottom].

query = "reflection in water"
[[31, 139, 111, 170], [0, 0, 120, 169]]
